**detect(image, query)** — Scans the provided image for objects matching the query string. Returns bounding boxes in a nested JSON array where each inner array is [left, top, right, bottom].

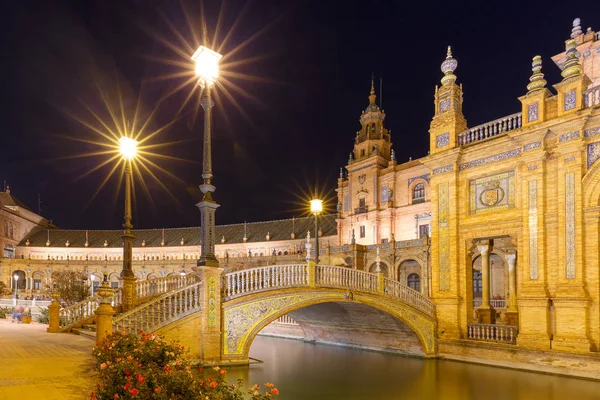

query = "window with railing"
[[413, 183, 425, 204]]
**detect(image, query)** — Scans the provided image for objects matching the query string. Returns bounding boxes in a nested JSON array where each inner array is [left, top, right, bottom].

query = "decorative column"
[[477, 240, 495, 324], [121, 161, 137, 312], [505, 253, 518, 326], [47, 287, 61, 333], [95, 273, 115, 345]]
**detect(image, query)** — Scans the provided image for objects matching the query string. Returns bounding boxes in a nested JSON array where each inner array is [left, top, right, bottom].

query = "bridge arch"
[[222, 288, 436, 364]]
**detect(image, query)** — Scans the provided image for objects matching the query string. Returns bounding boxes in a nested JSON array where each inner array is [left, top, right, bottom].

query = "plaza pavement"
[[0, 320, 96, 399]]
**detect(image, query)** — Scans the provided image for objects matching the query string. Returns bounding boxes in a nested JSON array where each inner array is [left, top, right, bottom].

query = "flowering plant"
[[91, 331, 279, 400]]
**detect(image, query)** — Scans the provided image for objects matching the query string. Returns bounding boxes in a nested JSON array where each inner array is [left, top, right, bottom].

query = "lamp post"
[[119, 136, 138, 311], [310, 199, 323, 264], [191, 45, 223, 268], [13, 274, 19, 305]]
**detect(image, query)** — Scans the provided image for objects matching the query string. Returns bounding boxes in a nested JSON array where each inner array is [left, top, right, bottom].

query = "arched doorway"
[[398, 259, 421, 289], [12, 270, 26, 290]]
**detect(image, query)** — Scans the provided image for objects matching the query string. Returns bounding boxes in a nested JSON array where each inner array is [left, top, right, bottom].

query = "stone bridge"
[[107, 264, 437, 365]]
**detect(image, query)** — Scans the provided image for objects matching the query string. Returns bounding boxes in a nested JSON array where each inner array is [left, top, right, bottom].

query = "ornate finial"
[[141, 239, 146, 247], [390, 149, 396, 161], [103, 239, 108, 247], [266, 232, 271, 241], [65, 240, 70, 247], [180, 238, 185, 246], [6, 185, 10, 194], [318, 227, 323, 237], [351, 229, 356, 244], [527, 55, 547, 93], [25, 239, 30, 246], [571, 18, 582, 38], [85, 230, 89, 247], [562, 39, 582, 80], [46, 230, 50, 246], [221, 235, 225, 244], [348, 152, 354, 163], [340, 167, 343, 179], [440, 46, 458, 86], [368, 74, 377, 105]]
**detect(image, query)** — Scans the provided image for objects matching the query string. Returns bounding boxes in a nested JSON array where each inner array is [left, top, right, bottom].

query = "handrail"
[[383, 279, 436, 318], [468, 323, 517, 344], [316, 265, 378, 294], [224, 264, 308, 299], [458, 112, 522, 146], [113, 281, 202, 334], [59, 289, 121, 331], [136, 274, 198, 300], [584, 86, 600, 108]]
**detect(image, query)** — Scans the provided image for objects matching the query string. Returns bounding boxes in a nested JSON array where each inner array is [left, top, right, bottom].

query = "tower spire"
[[440, 46, 458, 86], [561, 39, 582, 80], [369, 73, 376, 105], [527, 56, 547, 94]]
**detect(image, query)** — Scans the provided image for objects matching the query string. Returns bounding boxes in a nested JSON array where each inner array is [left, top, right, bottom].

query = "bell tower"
[[351, 77, 392, 162], [429, 47, 467, 155]]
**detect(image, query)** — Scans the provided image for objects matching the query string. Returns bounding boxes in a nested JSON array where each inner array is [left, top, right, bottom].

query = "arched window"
[[371, 123, 376, 134], [407, 273, 421, 292], [413, 183, 425, 203], [473, 270, 482, 298]]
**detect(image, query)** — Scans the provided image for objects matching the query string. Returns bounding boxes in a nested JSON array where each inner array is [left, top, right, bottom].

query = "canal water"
[[224, 336, 600, 400]]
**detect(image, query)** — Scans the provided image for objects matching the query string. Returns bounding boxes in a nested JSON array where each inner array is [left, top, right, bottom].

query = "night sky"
[[1, 0, 598, 230]]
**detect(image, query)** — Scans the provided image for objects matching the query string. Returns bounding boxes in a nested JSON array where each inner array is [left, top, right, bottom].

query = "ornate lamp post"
[[13, 274, 19, 305], [192, 45, 223, 268], [119, 136, 138, 311], [310, 199, 323, 264]]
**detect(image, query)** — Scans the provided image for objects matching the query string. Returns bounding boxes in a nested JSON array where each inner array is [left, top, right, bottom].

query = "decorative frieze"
[[469, 171, 515, 215], [564, 90, 577, 111], [438, 182, 450, 291], [528, 180, 538, 280], [588, 142, 600, 169], [559, 131, 580, 142], [523, 141, 542, 151], [584, 126, 600, 137], [433, 164, 454, 175], [436, 132, 450, 148], [565, 173, 576, 279], [527, 103, 538, 122], [459, 149, 521, 170]]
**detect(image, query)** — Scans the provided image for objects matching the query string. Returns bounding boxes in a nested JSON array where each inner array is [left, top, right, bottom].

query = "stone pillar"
[[47, 290, 61, 333], [95, 274, 115, 345], [307, 260, 316, 288], [477, 240, 495, 324], [193, 266, 224, 365], [505, 253, 518, 326], [121, 276, 136, 312]]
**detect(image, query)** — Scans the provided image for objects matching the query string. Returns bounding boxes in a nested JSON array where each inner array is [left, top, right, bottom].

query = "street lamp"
[[13, 274, 19, 304], [310, 199, 323, 264], [192, 45, 223, 268], [119, 136, 138, 311]]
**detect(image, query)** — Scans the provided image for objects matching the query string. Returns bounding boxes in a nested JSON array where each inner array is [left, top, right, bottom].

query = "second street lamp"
[[191, 45, 223, 268], [310, 199, 323, 264], [119, 136, 138, 311], [13, 274, 19, 305]]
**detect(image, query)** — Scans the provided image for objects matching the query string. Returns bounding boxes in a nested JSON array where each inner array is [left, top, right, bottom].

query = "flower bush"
[[91, 331, 279, 400]]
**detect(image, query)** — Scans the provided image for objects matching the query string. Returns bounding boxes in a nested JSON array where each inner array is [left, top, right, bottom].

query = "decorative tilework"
[[439, 98, 451, 113], [527, 103, 538, 122], [438, 182, 450, 291], [408, 174, 430, 185], [433, 164, 454, 175], [381, 186, 389, 202], [564, 90, 576, 111], [588, 142, 600, 169], [565, 173, 576, 279], [459, 149, 521, 170], [528, 165, 538, 171], [436, 132, 450, 148], [469, 171, 515, 215], [559, 131, 580, 142], [528, 181, 538, 280], [584, 126, 600, 137], [523, 141, 542, 151], [564, 156, 576, 163]]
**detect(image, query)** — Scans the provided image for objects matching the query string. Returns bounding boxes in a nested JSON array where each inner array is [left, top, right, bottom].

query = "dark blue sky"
[[1, 0, 598, 229]]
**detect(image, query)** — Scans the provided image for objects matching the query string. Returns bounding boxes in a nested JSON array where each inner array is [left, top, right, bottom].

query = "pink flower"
[[100, 363, 107, 370]]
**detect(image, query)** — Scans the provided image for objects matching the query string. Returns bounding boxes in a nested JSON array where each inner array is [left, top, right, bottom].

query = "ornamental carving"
[[528, 103, 538, 122], [358, 174, 366, 184], [565, 173, 576, 279], [469, 171, 515, 215], [438, 182, 450, 291]]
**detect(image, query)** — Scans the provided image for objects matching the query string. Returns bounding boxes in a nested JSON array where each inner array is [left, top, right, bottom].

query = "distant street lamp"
[[90, 274, 96, 297], [119, 136, 138, 311], [191, 45, 223, 268], [13, 274, 19, 305], [310, 199, 323, 264]]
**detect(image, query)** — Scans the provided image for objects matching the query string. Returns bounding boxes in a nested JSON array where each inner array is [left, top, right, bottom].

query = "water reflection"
[[224, 336, 600, 400]]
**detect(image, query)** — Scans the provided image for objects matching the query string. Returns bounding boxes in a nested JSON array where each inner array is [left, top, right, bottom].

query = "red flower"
[[135, 374, 145, 384], [210, 381, 218, 388], [113, 394, 119, 400], [90, 392, 96, 399], [163, 366, 171, 372], [272, 388, 280, 395], [124, 383, 131, 391], [154, 388, 162, 393], [130, 388, 140, 397], [219, 369, 226, 375], [124, 369, 131, 376]]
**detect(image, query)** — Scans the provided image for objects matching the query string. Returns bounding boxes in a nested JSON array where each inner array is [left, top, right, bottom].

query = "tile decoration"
[[469, 170, 515, 215], [437, 132, 450, 148], [381, 185, 389, 203], [523, 141, 542, 151], [565, 173, 576, 279], [408, 174, 430, 185], [584, 126, 600, 137], [528, 165, 538, 171], [459, 149, 521, 170], [438, 182, 450, 291], [588, 142, 600, 169], [528, 180, 538, 280], [433, 164, 454, 175], [439, 98, 451, 113], [559, 131, 580, 142], [564, 156, 576, 163], [527, 103, 538, 122], [564, 90, 577, 111]]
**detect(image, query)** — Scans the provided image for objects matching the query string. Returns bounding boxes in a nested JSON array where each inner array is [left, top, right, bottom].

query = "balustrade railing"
[[384, 279, 436, 318], [224, 264, 308, 299], [316, 265, 378, 294], [113, 281, 202, 334], [467, 323, 518, 344], [458, 113, 522, 146], [58, 289, 122, 331], [584, 86, 600, 108], [136, 274, 198, 300], [273, 315, 299, 325], [473, 299, 506, 309]]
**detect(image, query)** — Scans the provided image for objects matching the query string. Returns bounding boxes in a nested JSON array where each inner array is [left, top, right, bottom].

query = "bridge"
[[51, 263, 437, 365]]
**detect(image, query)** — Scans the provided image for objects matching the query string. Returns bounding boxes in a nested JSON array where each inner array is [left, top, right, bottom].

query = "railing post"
[[308, 261, 316, 288], [95, 273, 115, 345], [47, 288, 61, 333], [377, 272, 385, 294], [194, 265, 224, 365]]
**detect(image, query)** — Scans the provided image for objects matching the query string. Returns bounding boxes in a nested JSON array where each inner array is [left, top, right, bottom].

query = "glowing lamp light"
[[14, 274, 19, 282], [119, 137, 138, 160], [191, 46, 223, 85], [310, 199, 323, 215]]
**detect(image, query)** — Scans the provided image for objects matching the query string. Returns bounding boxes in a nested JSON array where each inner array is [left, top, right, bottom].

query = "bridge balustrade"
[[384, 279, 436, 318], [136, 274, 198, 300], [224, 264, 308, 298], [315, 265, 378, 293], [59, 289, 121, 331]]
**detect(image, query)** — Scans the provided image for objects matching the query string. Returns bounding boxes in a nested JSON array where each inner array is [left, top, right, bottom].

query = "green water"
[[224, 336, 600, 400]]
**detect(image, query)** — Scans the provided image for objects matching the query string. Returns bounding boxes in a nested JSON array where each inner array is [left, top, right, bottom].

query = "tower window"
[[371, 123, 376, 134], [413, 183, 425, 203], [360, 225, 366, 238]]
